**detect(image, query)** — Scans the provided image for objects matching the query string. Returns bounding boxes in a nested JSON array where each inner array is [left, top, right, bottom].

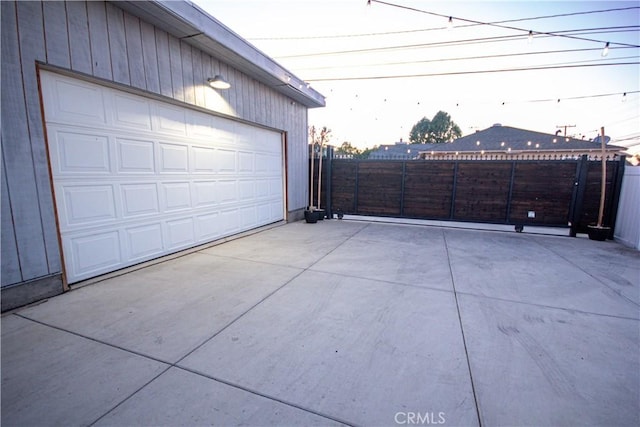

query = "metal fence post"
[[449, 161, 459, 220], [505, 160, 516, 223], [400, 161, 407, 217], [569, 155, 589, 237], [607, 155, 626, 238]]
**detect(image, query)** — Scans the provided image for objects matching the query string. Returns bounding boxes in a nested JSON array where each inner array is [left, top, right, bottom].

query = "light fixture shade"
[[207, 75, 231, 89]]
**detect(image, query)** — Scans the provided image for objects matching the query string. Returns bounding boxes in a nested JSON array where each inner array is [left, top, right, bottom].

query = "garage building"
[[1, 1, 325, 310]]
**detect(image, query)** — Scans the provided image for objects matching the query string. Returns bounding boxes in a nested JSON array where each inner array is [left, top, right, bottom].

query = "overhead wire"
[[369, 0, 640, 48], [248, 6, 640, 40], [275, 26, 640, 59], [293, 46, 638, 72], [304, 62, 640, 82]]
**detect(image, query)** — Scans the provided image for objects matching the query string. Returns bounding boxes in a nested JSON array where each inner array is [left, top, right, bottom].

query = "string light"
[[448, 16, 453, 30], [277, 28, 639, 59], [602, 42, 610, 56], [306, 63, 638, 82], [528, 30, 533, 44], [367, 0, 639, 49]]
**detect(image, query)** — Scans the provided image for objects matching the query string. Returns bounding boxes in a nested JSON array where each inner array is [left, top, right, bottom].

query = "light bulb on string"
[[528, 30, 533, 44], [602, 42, 609, 57], [448, 16, 453, 30], [622, 92, 627, 102]]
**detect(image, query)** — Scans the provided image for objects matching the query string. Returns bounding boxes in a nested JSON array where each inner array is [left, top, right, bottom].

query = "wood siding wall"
[[1, 0, 309, 288]]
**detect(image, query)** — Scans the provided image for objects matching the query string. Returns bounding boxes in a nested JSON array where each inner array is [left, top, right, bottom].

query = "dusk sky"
[[192, 0, 639, 150]]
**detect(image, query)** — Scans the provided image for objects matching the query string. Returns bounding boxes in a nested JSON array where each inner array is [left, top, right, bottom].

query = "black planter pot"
[[304, 210, 320, 223], [587, 225, 611, 241], [315, 209, 325, 220]]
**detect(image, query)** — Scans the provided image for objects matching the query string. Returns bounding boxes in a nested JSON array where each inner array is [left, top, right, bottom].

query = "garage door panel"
[[192, 146, 217, 172], [255, 153, 273, 173], [42, 76, 107, 126], [195, 212, 220, 241], [189, 111, 216, 138], [240, 206, 258, 228], [120, 183, 160, 217], [270, 201, 283, 220], [158, 143, 189, 173], [239, 180, 255, 200], [257, 203, 272, 223], [239, 151, 254, 172], [125, 223, 164, 261], [55, 131, 111, 174], [269, 178, 284, 198], [41, 71, 284, 284], [165, 217, 196, 249], [61, 184, 117, 226], [116, 138, 155, 173], [66, 231, 122, 277], [217, 149, 236, 173], [193, 181, 217, 207], [161, 182, 192, 211], [155, 104, 188, 136], [113, 93, 153, 131], [219, 209, 240, 234], [256, 180, 269, 198], [217, 180, 238, 204]]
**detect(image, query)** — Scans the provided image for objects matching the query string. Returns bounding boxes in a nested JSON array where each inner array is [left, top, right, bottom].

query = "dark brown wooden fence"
[[311, 153, 626, 237]]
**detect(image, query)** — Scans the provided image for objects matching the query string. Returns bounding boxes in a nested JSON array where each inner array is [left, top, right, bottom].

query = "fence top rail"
[[326, 154, 622, 162]]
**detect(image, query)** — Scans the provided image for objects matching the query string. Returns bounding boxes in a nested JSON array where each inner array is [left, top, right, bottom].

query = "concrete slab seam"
[[8, 313, 175, 427], [12, 301, 351, 426], [442, 229, 483, 427], [454, 290, 640, 322], [527, 236, 640, 309], [6, 223, 373, 426], [173, 365, 356, 427], [12, 313, 174, 366], [171, 269, 310, 366], [306, 267, 456, 296], [172, 222, 373, 366], [86, 366, 174, 426]]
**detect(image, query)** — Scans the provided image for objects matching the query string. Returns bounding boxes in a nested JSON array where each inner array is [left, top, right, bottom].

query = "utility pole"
[[556, 124, 576, 137]]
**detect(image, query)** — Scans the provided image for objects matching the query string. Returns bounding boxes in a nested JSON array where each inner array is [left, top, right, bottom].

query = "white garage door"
[[40, 71, 285, 284]]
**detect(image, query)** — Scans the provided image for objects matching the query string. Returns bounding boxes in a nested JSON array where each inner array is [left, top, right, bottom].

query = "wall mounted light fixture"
[[207, 75, 231, 89]]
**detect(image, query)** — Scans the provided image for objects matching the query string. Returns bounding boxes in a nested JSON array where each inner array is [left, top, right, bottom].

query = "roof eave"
[[113, 1, 326, 108]]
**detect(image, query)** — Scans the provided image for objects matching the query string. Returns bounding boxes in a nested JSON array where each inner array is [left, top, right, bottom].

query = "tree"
[[430, 111, 462, 143], [360, 145, 379, 158], [336, 141, 360, 156], [409, 117, 431, 144], [334, 141, 378, 158], [409, 111, 461, 144], [309, 125, 331, 147]]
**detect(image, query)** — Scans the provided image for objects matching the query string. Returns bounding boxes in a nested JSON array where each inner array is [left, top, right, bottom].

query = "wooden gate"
[[311, 152, 625, 237]]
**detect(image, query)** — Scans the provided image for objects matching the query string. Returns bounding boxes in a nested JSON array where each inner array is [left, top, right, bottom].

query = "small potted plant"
[[304, 206, 320, 223]]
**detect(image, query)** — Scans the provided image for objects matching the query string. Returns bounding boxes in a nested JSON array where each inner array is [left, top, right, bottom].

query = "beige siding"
[[1, 0, 309, 288]]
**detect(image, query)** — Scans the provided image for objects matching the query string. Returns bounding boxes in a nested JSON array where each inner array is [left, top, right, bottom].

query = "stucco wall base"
[[1, 274, 63, 312], [288, 208, 307, 222]]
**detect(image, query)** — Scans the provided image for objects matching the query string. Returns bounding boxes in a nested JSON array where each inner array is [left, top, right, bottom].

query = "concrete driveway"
[[2, 219, 639, 426]]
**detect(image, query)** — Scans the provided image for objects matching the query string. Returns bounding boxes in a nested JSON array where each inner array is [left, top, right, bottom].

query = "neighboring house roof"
[[116, 1, 325, 108], [370, 124, 624, 159]]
